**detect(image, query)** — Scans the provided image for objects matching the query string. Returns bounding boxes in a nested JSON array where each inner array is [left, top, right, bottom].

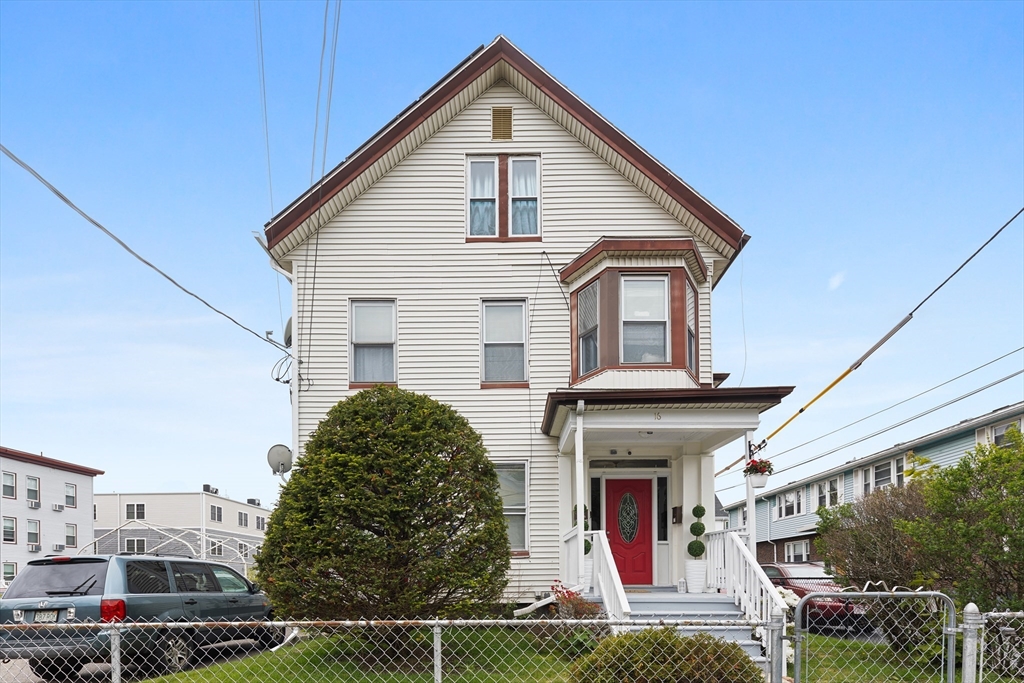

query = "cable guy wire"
[[1, 143, 287, 353]]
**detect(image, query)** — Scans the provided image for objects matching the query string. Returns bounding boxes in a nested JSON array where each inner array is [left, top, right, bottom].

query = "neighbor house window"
[[578, 281, 599, 376], [992, 420, 1020, 447], [2, 563, 15, 582], [482, 301, 526, 383], [3, 517, 16, 543], [238, 512, 249, 528], [785, 540, 810, 563], [65, 524, 77, 548], [817, 478, 840, 510], [777, 490, 803, 519], [238, 542, 250, 559], [510, 158, 538, 235], [686, 281, 696, 370], [27, 520, 40, 545], [125, 538, 146, 554], [210, 505, 223, 523], [209, 540, 223, 556], [861, 457, 905, 496], [255, 516, 266, 531], [126, 503, 145, 520], [2, 472, 15, 499], [351, 300, 396, 384], [65, 484, 77, 508], [26, 476, 39, 502], [621, 276, 668, 363], [495, 463, 527, 552], [468, 158, 497, 236]]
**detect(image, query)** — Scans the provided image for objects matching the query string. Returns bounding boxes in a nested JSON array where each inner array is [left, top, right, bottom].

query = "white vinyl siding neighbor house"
[[263, 37, 793, 599]]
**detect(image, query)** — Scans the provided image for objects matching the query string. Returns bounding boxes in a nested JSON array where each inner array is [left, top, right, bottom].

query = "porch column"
[[575, 400, 585, 587], [744, 430, 757, 556]]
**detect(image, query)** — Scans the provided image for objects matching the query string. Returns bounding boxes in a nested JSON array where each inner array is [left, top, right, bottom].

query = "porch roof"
[[541, 386, 794, 437]]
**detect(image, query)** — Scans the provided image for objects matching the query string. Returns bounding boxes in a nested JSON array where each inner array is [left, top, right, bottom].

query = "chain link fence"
[[980, 612, 1024, 681], [0, 617, 774, 682]]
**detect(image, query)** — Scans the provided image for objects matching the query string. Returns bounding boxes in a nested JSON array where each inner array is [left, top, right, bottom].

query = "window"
[[817, 478, 841, 510], [126, 503, 145, 520], [27, 520, 39, 545], [210, 505, 223, 522], [785, 540, 810, 563], [510, 158, 538, 235], [65, 524, 77, 548], [172, 562, 218, 593], [212, 566, 250, 593], [3, 517, 15, 543], [482, 301, 526, 383], [657, 477, 668, 542], [255, 516, 266, 531], [239, 542, 250, 559], [125, 538, 146, 554], [467, 155, 540, 238], [862, 457, 905, 495], [2, 472, 15, 498], [621, 276, 668, 363], [578, 281, 599, 376], [26, 476, 39, 502], [238, 512, 249, 527], [65, 483, 77, 508], [2, 563, 15, 582], [686, 281, 696, 369], [992, 420, 1020, 447], [351, 300, 396, 384], [495, 463, 527, 552], [468, 158, 497, 236], [895, 456, 905, 487], [776, 490, 803, 519], [126, 561, 169, 593], [209, 540, 224, 556]]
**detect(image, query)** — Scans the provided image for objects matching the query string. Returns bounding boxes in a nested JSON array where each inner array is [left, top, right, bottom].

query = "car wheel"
[[28, 658, 82, 682], [257, 620, 286, 649], [157, 632, 194, 673]]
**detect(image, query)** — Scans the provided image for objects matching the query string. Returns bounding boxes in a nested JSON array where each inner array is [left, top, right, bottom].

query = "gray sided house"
[[723, 402, 1023, 565], [92, 488, 269, 575]]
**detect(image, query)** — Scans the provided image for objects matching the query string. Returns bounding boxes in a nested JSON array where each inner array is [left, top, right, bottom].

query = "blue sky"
[[1, 1, 1021, 509]]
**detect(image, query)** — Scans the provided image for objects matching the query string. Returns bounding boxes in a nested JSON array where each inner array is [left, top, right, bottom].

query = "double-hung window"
[[26, 476, 39, 502], [209, 540, 223, 557], [510, 158, 538, 235], [126, 538, 146, 554], [817, 478, 840, 510], [2, 563, 15, 582], [2, 517, 14, 543], [495, 463, 527, 552], [65, 484, 77, 508], [578, 281, 599, 376], [238, 512, 249, 528], [469, 158, 497, 236], [777, 490, 803, 519], [126, 503, 145, 520], [211, 505, 223, 523], [785, 540, 810, 563], [351, 300, 396, 384], [621, 276, 668, 363], [65, 524, 77, 548], [256, 516, 266, 531], [482, 301, 526, 383], [685, 281, 696, 370], [27, 520, 40, 545], [2, 472, 14, 499]]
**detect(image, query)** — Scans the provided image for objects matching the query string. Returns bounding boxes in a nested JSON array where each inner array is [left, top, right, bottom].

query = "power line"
[[718, 205, 1024, 476], [760, 346, 1024, 464], [715, 369, 1023, 495], [0, 143, 287, 353]]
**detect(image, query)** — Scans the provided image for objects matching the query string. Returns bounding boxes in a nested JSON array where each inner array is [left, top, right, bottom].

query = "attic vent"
[[491, 107, 513, 140]]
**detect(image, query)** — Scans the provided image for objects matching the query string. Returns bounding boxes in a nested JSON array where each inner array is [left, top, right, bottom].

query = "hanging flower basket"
[[743, 459, 773, 489]]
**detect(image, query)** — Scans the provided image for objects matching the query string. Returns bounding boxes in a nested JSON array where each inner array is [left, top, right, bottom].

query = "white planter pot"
[[746, 473, 770, 489], [685, 559, 707, 594]]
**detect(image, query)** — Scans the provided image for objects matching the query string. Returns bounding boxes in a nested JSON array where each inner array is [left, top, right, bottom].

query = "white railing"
[[589, 530, 631, 623], [562, 525, 580, 588], [709, 529, 788, 625]]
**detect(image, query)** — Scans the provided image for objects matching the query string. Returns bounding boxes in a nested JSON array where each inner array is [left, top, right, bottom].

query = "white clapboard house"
[[262, 37, 794, 632]]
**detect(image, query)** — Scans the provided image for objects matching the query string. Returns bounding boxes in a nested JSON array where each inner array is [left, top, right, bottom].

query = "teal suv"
[[0, 554, 280, 680]]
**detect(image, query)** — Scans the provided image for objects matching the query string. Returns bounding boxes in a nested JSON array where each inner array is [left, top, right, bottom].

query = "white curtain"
[[470, 160, 496, 235], [511, 159, 537, 235]]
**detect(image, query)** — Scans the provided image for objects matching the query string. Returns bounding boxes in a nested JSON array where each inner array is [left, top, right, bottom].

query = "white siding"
[[282, 83, 722, 597]]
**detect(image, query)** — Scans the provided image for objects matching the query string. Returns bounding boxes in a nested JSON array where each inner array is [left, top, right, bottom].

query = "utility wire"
[[0, 143, 287, 353], [715, 369, 1023, 494], [758, 346, 1024, 463], [717, 206, 1024, 477]]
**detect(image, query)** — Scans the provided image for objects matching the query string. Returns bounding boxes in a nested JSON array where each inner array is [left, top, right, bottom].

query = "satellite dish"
[[283, 317, 293, 348], [267, 444, 293, 475]]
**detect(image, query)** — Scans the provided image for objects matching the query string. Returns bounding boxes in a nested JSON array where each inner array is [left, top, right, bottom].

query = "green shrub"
[[687, 540, 706, 558], [570, 628, 763, 683]]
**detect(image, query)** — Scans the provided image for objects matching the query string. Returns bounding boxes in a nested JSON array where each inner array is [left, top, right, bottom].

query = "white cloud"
[[828, 271, 846, 291]]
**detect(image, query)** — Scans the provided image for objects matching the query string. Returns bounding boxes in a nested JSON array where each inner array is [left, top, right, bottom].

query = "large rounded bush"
[[570, 628, 764, 683], [256, 386, 510, 619]]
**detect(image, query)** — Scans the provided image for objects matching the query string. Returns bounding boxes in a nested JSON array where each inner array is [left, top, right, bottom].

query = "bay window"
[[351, 300, 396, 384], [621, 276, 668, 363], [578, 281, 599, 376]]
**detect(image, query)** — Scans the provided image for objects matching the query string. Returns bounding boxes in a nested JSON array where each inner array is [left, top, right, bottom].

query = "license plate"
[[34, 610, 58, 623]]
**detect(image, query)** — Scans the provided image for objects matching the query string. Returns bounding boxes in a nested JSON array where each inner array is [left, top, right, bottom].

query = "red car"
[[761, 562, 872, 635]]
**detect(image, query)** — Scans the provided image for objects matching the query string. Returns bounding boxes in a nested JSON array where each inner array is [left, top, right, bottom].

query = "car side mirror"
[[249, 582, 261, 594]]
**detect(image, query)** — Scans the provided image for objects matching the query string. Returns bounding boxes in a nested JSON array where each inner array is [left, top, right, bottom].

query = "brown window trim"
[[510, 550, 530, 558], [480, 381, 530, 389], [349, 382, 398, 390], [466, 154, 541, 242]]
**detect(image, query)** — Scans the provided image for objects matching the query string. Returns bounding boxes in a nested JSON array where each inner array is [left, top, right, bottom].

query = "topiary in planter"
[[688, 505, 707, 559], [569, 628, 764, 683]]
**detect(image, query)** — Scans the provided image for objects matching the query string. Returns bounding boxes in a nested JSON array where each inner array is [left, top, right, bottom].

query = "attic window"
[[491, 107, 513, 140]]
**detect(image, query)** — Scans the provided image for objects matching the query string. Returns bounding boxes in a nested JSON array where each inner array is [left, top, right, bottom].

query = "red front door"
[[605, 479, 653, 585]]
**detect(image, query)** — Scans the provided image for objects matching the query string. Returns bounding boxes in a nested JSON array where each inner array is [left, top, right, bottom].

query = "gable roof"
[[265, 36, 749, 268], [1, 445, 105, 477]]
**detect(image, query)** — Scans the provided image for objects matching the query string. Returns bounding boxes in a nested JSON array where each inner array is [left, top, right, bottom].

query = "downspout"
[[575, 400, 585, 587]]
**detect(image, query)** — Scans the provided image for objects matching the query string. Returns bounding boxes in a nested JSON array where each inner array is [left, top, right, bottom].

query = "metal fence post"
[[433, 624, 443, 683], [769, 605, 785, 683], [108, 624, 121, 683], [962, 603, 982, 683]]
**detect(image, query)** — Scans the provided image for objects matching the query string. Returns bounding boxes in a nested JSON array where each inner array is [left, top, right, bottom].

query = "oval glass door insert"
[[618, 493, 639, 543]]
